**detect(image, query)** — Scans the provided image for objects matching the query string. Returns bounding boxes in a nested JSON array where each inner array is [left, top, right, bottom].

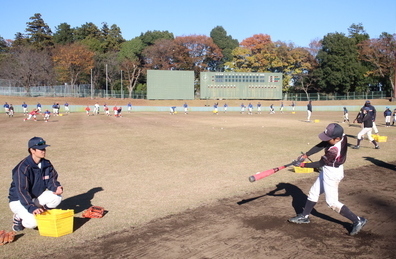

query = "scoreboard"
[[200, 72, 283, 100]]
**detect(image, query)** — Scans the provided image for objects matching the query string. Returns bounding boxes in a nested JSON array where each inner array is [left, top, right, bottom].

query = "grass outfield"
[[0, 97, 395, 257]]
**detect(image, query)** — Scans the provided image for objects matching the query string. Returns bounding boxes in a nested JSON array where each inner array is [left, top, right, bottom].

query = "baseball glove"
[[82, 206, 105, 218], [0, 230, 16, 245]]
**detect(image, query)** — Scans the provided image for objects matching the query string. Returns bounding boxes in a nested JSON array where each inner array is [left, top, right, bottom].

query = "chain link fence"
[[0, 79, 388, 101], [0, 81, 146, 99]]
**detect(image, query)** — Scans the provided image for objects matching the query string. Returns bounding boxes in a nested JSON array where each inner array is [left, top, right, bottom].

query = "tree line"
[[0, 13, 395, 98]]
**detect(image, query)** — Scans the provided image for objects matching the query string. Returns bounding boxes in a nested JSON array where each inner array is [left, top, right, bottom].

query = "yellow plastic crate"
[[376, 135, 387, 142], [294, 163, 314, 173], [35, 209, 74, 237]]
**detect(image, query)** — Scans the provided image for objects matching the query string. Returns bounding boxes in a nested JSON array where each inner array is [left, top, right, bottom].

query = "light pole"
[[90, 69, 93, 99], [106, 64, 108, 98], [121, 70, 123, 99]]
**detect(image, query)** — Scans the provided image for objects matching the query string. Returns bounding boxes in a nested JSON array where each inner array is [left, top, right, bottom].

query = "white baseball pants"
[[9, 191, 62, 229], [307, 165, 344, 213]]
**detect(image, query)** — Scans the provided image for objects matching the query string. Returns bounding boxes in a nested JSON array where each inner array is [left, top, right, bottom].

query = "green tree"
[[119, 38, 145, 98], [316, 32, 364, 93], [210, 26, 239, 71], [53, 23, 75, 45], [348, 23, 371, 91], [100, 23, 125, 52], [348, 23, 370, 45], [74, 22, 101, 41], [11, 32, 29, 48], [25, 13, 53, 49], [139, 30, 174, 47], [0, 36, 8, 53]]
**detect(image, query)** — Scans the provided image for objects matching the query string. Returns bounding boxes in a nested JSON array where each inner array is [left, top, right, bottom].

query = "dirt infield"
[[41, 162, 396, 259], [0, 96, 395, 258]]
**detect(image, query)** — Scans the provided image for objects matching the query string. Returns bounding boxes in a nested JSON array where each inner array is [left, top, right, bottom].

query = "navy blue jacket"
[[8, 155, 61, 213]]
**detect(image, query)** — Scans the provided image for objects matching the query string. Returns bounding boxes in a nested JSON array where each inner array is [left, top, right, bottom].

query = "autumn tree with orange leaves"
[[52, 43, 95, 87], [359, 32, 396, 98], [143, 38, 191, 70], [174, 35, 223, 75]]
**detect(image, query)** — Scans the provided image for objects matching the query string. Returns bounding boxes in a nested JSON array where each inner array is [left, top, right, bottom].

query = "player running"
[[24, 109, 40, 122]]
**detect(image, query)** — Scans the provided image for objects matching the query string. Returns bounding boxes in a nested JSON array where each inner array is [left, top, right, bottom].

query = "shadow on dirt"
[[58, 187, 104, 213], [57, 187, 104, 232], [363, 157, 396, 171], [238, 182, 351, 232]]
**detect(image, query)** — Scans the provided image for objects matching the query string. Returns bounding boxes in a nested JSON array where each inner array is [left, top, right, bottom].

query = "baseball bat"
[[249, 162, 294, 182]]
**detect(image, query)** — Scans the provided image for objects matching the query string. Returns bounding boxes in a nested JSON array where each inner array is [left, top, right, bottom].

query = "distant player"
[[343, 107, 349, 124], [22, 102, 28, 116], [43, 110, 51, 122], [64, 102, 70, 113], [104, 104, 110, 116], [384, 107, 392, 127], [393, 108, 396, 126], [8, 104, 14, 117], [24, 109, 39, 121], [170, 106, 176, 115], [117, 106, 122, 117], [240, 103, 245, 114], [269, 104, 275, 114], [85, 106, 91, 116], [223, 103, 228, 113], [183, 103, 188, 114], [213, 103, 218, 115], [257, 102, 261, 114], [93, 103, 100, 115], [307, 101, 312, 121], [4, 102, 10, 115], [127, 102, 132, 113]]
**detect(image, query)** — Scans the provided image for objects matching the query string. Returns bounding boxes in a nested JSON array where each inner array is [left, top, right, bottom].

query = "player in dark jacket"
[[384, 107, 392, 127], [8, 137, 63, 231], [352, 107, 379, 149]]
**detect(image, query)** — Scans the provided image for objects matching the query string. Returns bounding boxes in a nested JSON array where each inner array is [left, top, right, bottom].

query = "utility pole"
[[106, 64, 108, 98]]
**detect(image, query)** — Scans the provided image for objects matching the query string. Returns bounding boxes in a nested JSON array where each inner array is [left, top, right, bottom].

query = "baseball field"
[[0, 96, 395, 258]]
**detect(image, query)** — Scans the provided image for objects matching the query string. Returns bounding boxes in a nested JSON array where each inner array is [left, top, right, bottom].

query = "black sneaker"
[[12, 214, 24, 232], [288, 214, 310, 224], [352, 145, 360, 149], [375, 145, 380, 149], [350, 217, 367, 235]]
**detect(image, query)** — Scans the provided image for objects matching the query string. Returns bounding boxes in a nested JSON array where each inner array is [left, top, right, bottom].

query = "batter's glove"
[[0, 230, 16, 245], [82, 206, 105, 218], [292, 160, 305, 167], [296, 154, 308, 163]]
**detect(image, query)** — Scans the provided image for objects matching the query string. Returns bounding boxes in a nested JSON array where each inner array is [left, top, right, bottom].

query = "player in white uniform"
[[288, 123, 367, 236]]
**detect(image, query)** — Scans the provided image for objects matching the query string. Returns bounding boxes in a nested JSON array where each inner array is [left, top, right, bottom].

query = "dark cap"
[[28, 137, 50, 150], [365, 100, 371, 104], [318, 123, 344, 141]]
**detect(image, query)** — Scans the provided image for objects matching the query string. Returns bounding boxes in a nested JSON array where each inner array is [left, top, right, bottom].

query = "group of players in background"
[[2, 101, 134, 121], [3, 100, 396, 128]]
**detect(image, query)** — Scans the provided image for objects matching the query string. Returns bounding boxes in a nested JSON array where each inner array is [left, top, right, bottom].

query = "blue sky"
[[1, 0, 395, 47]]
